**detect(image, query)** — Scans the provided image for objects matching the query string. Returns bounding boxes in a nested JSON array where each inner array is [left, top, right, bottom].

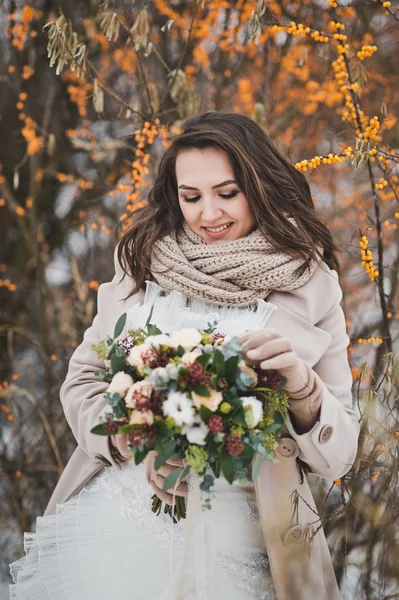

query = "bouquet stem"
[[151, 494, 187, 523]]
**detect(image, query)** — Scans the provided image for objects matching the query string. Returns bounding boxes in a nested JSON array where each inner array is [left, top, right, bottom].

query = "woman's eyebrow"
[[178, 179, 237, 190]]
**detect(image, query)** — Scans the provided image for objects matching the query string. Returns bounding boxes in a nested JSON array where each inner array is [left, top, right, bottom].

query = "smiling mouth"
[[203, 223, 233, 233]]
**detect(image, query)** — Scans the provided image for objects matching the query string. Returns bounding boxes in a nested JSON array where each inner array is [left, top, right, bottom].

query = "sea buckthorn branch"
[[119, 5, 155, 117], [43, 13, 151, 122], [0, 384, 64, 476], [158, 0, 201, 112], [336, 37, 394, 353], [373, 0, 399, 21]]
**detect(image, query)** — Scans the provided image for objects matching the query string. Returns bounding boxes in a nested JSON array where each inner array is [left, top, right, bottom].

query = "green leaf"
[[240, 443, 256, 459], [278, 375, 287, 391], [213, 349, 225, 377], [212, 457, 221, 478], [134, 446, 150, 465], [154, 440, 177, 470], [114, 313, 127, 339], [110, 353, 126, 375], [220, 455, 235, 484], [177, 345, 185, 357], [230, 407, 246, 425], [118, 424, 134, 434], [145, 304, 154, 328], [273, 411, 285, 427], [199, 404, 213, 423], [251, 456, 261, 482], [262, 423, 282, 434], [223, 390, 242, 407], [225, 355, 239, 383], [162, 466, 187, 493], [90, 423, 108, 436], [195, 353, 212, 369], [193, 384, 211, 397]]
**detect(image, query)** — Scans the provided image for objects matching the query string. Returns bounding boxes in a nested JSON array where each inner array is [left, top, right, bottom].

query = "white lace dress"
[[9, 282, 278, 600]]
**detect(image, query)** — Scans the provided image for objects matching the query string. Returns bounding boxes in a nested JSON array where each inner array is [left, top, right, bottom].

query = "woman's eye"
[[220, 191, 239, 199], [182, 195, 201, 203], [182, 190, 239, 203]]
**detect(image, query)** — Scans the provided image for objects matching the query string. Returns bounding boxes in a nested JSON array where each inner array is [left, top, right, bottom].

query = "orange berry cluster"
[[375, 177, 388, 190], [357, 337, 383, 344], [295, 152, 348, 171], [357, 45, 378, 60], [362, 116, 380, 143], [271, 22, 329, 43], [7, 7, 41, 52], [22, 118, 44, 156], [360, 235, 379, 281], [0, 279, 17, 292], [0, 401, 13, 422]]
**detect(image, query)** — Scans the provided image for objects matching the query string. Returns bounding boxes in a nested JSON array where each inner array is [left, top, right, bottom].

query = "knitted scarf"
[[150, 220, 321, 307]]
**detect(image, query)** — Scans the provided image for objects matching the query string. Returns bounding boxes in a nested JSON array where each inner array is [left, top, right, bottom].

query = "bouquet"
[[90, 310, 290, 521]]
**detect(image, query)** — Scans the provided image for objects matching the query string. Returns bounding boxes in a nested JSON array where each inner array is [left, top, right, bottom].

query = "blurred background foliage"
[[0, 0, 398, 597]]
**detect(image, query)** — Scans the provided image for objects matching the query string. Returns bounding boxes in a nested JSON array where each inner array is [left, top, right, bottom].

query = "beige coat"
[[45, 247, 359, 600]]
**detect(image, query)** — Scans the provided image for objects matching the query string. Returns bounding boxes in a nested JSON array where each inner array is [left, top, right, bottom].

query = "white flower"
[[242, 396, 263, 428], [125, 380, 155, 409], [107, 371, 134, 397], [181, 350, 202, 366], [149, 366, 169, 384], [165, 363, 179, 380], [170, 328, 202, 351], [162, 391, 195, 427], [191, 388, 223, 413], [146, 334, 174, 348], [182, 418, 209, 446], [126, 343, 153, 371], [129, 409, 154, 425]]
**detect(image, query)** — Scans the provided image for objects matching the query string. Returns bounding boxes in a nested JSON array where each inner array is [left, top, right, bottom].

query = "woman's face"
[[176, 148, 256, 244]]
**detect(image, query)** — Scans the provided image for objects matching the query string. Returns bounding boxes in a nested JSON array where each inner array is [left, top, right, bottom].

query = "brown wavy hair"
[[117, 111, 340, 297]]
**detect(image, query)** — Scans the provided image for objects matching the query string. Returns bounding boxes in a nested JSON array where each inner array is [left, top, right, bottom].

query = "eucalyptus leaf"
[[251, 456, 261, 482], [162, 465, 189, 493], [114, 313, 127, 339], [154, 440, 177, 470]]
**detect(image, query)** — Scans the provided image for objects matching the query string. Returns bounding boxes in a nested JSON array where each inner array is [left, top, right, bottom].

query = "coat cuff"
[[285, 384, 359, 480], [286, 360, 324, 433]]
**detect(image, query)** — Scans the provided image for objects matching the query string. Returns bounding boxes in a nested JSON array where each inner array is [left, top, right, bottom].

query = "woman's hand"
[[239, 328, 309, 397], [144, 451, 189, 505]]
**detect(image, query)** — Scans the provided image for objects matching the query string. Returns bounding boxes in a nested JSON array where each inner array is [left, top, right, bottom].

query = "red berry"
[[208, 415, 224, 434], [225, 434, 244, 456]]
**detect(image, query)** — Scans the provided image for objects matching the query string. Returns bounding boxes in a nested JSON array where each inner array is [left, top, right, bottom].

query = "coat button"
[[283, 525, 303, 546], [319, 425, 333, 444], [274, 438, 299, 461]]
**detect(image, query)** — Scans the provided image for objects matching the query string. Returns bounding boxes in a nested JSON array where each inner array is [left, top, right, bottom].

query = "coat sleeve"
[[59, 245, 132, 467], [285, 277, 360, 480]]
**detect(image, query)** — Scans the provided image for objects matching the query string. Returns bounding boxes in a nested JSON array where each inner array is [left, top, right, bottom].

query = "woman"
[[10, 111, 359, 600]]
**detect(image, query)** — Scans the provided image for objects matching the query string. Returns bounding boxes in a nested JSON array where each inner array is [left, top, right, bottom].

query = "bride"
[[9, 111, 359, 600]]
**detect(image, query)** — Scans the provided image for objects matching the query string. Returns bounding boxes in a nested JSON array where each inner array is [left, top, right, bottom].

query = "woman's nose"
[[201, 199, 223, 222]]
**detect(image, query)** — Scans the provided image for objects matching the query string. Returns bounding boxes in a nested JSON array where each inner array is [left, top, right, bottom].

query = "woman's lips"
[[202, 222, 233, 239]]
